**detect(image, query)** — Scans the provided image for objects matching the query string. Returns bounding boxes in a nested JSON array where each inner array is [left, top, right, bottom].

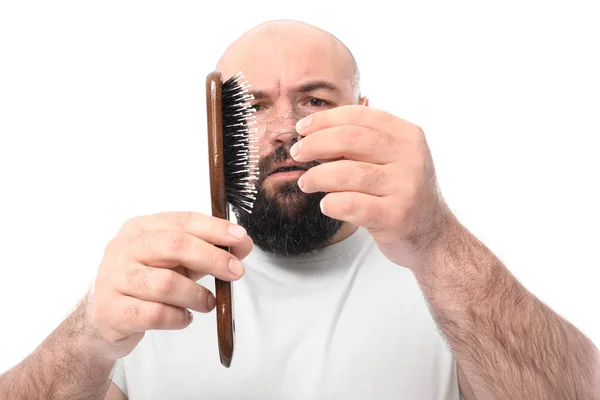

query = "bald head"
[[217, 20, 361, 100]]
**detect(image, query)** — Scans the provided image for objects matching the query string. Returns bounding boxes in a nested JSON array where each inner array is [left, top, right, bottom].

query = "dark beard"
[[233, 145, 343, 256]]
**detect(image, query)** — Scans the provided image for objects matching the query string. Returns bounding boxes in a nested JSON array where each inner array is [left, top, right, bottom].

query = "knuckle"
[[350, 104, 367, 123], [341, 125, 361, 145], [145, 302, 167, 325], [156, 230, 188, 253], [139, 230, 157, 249], [384, 165, 400, 193], [380, 109, 397, 124], [118, 216, 143, 236], [153, 211, 194, 229], [167, 232, 188, 252], [211, 248, 229, 272], [414, 125, 425, 138], [208, 215, 227, 237], [411, 126, 428, 149], [340, 195, 358, 216], [104, 236, 123, 258], [152, 269, 177, 296], [126, 265, 149, 295], [170, 211, 195, 228], [331, 161, 350, 186], [365, 128, 390, 148], [354, 163, 378, 189], [379, 131, 395, 147], [408, 149, 428, 174], [122, 302, 140, 324]]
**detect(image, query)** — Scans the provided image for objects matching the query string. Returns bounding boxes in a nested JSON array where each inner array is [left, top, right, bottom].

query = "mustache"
[[257, 138, 319, 182]]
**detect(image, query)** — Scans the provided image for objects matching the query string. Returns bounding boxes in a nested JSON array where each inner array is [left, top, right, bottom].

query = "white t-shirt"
[[111, 227, 461, 399]]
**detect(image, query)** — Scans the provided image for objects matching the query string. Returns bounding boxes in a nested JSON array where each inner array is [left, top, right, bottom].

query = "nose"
[[271, 129, 299, 147], [261, 103, 301, 148]]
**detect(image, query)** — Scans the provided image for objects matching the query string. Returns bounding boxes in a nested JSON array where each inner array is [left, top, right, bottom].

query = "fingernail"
[[296, 115, 311, 132], [297, 175, 305, 190], [206, 293, 216, 310], [290, 141, 302, 159], [228, 224, 247, 239], [320, 199, 325, 214], [187, 310, 194, 325], [228, 259, 244, 277]]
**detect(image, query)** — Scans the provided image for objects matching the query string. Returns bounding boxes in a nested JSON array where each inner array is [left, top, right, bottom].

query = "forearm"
[[414, 220, 600, 399], [0, 295, 115, 400]]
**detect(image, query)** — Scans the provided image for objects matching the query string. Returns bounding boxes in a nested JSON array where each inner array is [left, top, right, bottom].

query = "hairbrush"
[[205, 71, 258, 368]]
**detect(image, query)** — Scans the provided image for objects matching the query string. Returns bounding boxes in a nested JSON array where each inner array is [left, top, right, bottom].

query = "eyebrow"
[[247, 80, 340, 100], [247, 90, 269, 100], [295, 80, 340, 94]]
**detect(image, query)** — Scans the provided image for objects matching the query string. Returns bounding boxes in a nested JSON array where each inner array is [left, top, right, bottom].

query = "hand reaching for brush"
[[87, 212, 252, 360], [290, 105, 451, 271]]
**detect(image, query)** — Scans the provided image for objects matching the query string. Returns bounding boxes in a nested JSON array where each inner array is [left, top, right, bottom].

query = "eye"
[[307, 98, 330, 107], [251, 104, 262, 112]]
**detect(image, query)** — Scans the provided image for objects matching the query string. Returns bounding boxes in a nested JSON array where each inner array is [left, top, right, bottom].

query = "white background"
[[0, 1, 598, 374]]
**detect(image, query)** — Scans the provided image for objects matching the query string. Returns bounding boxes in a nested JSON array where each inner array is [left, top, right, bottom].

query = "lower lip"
[[268, 170, 306, 181]]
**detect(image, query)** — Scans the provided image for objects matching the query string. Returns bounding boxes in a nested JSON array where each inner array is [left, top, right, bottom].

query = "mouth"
[[267, 162, 308, 181]]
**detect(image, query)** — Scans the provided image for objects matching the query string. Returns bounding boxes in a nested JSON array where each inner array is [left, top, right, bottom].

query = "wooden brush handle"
[[206, 71, 235, 368]]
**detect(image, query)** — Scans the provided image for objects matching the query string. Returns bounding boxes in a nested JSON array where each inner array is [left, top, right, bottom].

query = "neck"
[[326, 222, 358, 246]]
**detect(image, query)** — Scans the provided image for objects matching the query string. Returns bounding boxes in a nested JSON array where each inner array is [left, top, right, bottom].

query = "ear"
[[359, 96, 369, 106]]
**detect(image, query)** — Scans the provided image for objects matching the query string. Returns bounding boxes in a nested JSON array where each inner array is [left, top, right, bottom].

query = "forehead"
[[217, 28, 355, 94]]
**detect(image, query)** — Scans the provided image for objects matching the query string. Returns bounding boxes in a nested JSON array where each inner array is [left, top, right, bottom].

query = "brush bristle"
[[221, 72, 259, 214]]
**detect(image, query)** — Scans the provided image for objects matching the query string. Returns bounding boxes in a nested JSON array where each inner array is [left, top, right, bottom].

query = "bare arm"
[[415, 219, 600, 399], [0, 295, 115, 400], [289, 102, 600, 399]]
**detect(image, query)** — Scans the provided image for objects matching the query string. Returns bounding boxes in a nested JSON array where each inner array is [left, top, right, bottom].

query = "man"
[[0, 20, 598, 400]]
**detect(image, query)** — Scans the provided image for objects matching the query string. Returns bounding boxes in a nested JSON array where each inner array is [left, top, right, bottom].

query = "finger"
[[174, 235, 253, 282], [291, 125, 399, 164], [320, 191, 391, 230], [230, 234, 253, 261], [295, 105, 402, 135], [126, 230, 246, 281], [118, 264, 216, 313], [113, 296, 192, 335], [118, 212, 249, 246], [299, 160, 394, 196]]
